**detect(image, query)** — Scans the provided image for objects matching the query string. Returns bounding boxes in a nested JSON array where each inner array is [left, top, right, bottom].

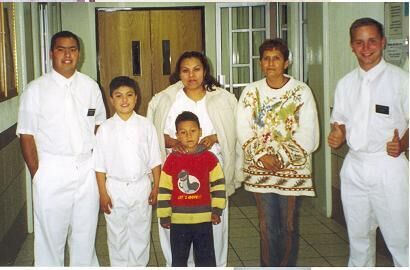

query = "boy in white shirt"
[[94, 76, 162, 266]]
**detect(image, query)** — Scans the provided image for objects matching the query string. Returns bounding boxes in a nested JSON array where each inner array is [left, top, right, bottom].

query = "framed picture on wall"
[[0, 2, 18, 102]]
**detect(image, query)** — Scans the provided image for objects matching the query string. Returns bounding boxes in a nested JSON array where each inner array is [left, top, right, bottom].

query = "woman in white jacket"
[[147, 51, 242, 267]]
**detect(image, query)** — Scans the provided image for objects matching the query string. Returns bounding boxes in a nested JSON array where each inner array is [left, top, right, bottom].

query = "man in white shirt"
[[328, 18, 408, 267], [17, 31, 106, 266]]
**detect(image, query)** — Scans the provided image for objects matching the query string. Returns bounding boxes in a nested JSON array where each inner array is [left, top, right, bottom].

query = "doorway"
[[96, 8, 204, 116]]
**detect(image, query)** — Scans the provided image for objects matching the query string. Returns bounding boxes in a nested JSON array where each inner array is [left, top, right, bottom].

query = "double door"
[[97, 8, 204, 116]]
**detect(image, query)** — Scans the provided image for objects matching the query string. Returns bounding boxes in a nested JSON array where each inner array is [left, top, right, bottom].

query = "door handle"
[[162, 40, 171, 75], [217, 74, 226, 88], [132, 41, 141, 76]]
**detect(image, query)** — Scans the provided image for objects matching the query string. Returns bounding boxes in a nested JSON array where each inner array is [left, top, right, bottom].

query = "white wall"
[[325, 2, 384, 104]]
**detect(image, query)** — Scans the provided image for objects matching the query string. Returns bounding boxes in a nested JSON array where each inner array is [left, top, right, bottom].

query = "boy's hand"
[[161, 223, 171, 229], [149, 187, 159, 205], [100, 192, 112, 214], [200, 134, 218, 149], [211, 213, 221, 225]]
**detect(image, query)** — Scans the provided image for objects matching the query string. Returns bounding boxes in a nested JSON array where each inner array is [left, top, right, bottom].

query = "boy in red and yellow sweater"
[[157, 111, 226, 267]]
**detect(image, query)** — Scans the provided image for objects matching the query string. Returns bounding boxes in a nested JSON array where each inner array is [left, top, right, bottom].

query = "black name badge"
[[87, 108, 96, 116], [375, 104, 389, 115]]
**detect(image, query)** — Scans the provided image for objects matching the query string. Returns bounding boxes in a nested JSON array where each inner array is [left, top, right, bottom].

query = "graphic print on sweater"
[[177, 170, 200, 194]]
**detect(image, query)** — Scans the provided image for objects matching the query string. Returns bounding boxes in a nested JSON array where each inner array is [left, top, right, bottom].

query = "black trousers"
[[170, 222, 216, 267]]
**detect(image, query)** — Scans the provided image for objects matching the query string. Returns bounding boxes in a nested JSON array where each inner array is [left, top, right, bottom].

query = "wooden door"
[[97, 10, 152, 116], [150, 9, 203, 96], [97, 8, 204, 116]]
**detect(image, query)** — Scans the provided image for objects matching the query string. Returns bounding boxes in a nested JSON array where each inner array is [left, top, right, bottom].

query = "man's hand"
[[148, 187, 158, 205], [328, 122, 346, 149], [259, 154, 283, 173], [386, 129, 402, 157], [100, 192, 112, 214], [211, 213, 221, 225], [19, 134, 39, 179], [200, 134, 218, 149], [172, 141, 187, 153]]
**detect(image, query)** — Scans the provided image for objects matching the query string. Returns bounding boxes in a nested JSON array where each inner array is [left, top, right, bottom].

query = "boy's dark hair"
[[350, 17, 384, 41], [169, 51, 221, 92], [109, 76, 140, 98], [175, 111, 201, 131], [259, 38, 289, 60], [50, 31, 80, 51]]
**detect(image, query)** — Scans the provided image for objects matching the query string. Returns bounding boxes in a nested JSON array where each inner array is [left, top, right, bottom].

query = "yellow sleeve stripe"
[[157, 207, 172, 218], [212, 197, 226, 210], [209, 163, 225, 183], [157, 170, 173, 219], [159, 171, 173, 190]]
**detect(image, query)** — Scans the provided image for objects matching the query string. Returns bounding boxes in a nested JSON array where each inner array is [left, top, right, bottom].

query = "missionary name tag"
[[87, 108, 96, 116], [375, 104, 389, 115]]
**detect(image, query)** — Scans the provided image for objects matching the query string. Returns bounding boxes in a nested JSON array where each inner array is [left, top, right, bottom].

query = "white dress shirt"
[[17, 69, 106, 156], [163, 88, 223, 162], [94, 112, 162, 181], [331, 59, 409, 153]]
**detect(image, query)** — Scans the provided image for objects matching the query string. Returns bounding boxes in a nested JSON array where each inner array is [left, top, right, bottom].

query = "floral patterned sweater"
[[236, 76, 319, 196]]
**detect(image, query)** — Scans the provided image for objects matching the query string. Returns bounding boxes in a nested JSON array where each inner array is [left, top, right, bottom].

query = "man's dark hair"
[[50, 31, 80, 51], [109, 76, 140, 100], [259, 38, 289, 60], [169, 51, 221, 92], [350, 17, 384, 41], [175, 111, 201, 131]]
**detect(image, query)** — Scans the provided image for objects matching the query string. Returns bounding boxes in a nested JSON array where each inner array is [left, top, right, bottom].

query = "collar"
[[177, 87, 207, 103], [264, 75, 293, 90], [113, 111, 138, 124], [358, 59, 387, 82], [172, 144, 207, 156], [51, 68, 77, 87]]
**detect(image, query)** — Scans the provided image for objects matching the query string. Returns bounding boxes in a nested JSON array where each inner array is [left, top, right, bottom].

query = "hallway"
[[12, 188, 394, 267]]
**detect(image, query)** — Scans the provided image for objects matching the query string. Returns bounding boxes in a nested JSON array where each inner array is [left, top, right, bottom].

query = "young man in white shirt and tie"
[[17, 31, 106, 266], [328, 18, 408, 267]]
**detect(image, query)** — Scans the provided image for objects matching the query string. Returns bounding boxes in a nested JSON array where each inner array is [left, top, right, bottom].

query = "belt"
[[348, 150, 391, 161], [107, 174, 147, 183], [38, 151, 92, 163]]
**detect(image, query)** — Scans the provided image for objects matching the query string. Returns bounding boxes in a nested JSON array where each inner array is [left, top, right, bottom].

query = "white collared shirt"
[[163, 88, 222, 161], [331, 59, 409, 153], [94, 112, 162, 180], [17, 69, 106, 155]]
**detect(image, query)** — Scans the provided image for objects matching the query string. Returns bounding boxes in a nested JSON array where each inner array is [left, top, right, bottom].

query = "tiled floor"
[[13, 188, 394, 267]]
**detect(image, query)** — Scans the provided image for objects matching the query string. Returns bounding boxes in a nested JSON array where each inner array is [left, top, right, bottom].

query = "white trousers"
[[105, 177, 152, 266], [32, 153, 99, 266], [158, 201, 229, 267], [341, 151, 409, 267]]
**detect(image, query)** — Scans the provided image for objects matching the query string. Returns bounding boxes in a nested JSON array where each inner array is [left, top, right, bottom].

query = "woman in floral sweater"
[[236, 38, 319, 266]]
